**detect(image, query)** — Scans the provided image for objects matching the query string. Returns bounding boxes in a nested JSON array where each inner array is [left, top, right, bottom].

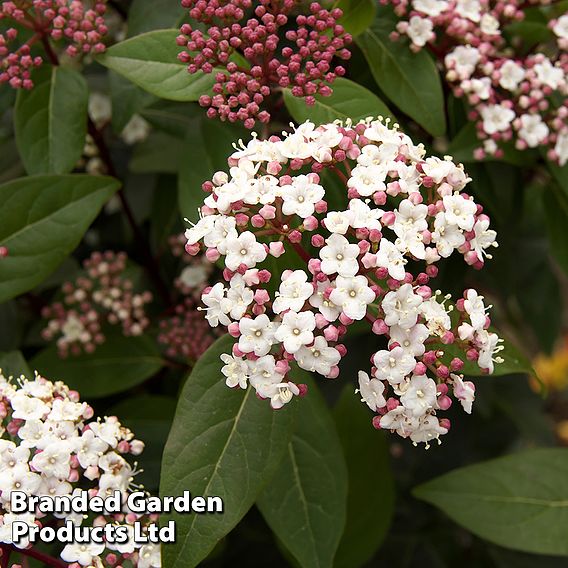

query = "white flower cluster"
[[0, 371, 160, 568], [185, 118, 502, 446]]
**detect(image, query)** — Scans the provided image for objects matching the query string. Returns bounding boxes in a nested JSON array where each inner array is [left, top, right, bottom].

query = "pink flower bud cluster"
[[384, 0, 568, 164], [0, 0, 108, 89], [176, 0, 352, 128], [0, 371, 160, 568], [41, 251, 152, 358], [183, 118, 502, 446]]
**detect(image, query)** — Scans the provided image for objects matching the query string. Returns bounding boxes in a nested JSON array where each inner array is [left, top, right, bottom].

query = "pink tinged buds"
[[269, 241, 285, 257], [450, 357, 464, 371], [436, 365, 450, 379], [441, 331, 455, 344], [372, 415, 382, 429], [414, 362, 427, 375], [324, 325, 339, 342], [288, 230, 302, 243], [254, 289, 270, 304], [0, 246, 7, 257], [205, 248, 220, 262], [437, 395, 452, 410], [327, 365, 340, 379], [259, 204, 277, 219], [228, 322, 241, 337], [251, 214, 266, 228], [303, 215, 318, 231], [372, 319, 388, 335]]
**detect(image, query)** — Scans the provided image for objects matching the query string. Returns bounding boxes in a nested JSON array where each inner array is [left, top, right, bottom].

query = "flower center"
[[336, 253, 344, 261], [255, 330, 262, 337]]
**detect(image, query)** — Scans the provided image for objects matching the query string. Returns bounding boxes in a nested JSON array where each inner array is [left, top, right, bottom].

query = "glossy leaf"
[[127, 0, 184, 37], [333, 386, 395, 568], [31, 333, 163, 398], [257, 373, 348, 568], [0, 351, 31, 378], [15, 66, 88, 174], [543, 187, 568, 275], [356, 12, 445, 136], [0, 175, 119, 302], [97, 30, 215, 101], [335, 0, 376, 36], [160, 335, 295, 568], [283, 78, 394, 125], [414, 448, 568, 556]]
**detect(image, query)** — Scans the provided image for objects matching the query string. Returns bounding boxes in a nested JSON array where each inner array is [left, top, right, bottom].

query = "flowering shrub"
[[385, 0, 568, 163], [176, 0, 352, 128], [184, 118, 501, 446], [0, 0, 108, 89], [0, 370, 160, 568]]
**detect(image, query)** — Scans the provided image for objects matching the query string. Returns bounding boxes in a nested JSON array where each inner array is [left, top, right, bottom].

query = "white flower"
[[347, 165, 387, 196], [409, 414, 448, 446], [76, 430, 109, 469], [518, 114, 549, 148], [330, 275, 375, 320], [121, 114, 151, 145], [375, 239, 407, 281], [248, 355, 284, 389], [273, 270, 314, 314], [422, 156, 453, 184], [274, 311, 316, 354], [323, 211, 351, 234], [432, 212, 465, 257], [379, 406, 409, 437], [480, 104, 515, 135], [406, 15, 433, 47], [268, 382, 300, 409], [452, 374, 475, 414], [445, 45, 480, 79], [347, 198, 383, 231], [555, 131, 568, 166], [201, 282, 231, 327], [373, 346, 416, 385], [420, 297, 452, 336], [475, 329, 503, 373], [442, 194, 477, 231], [382, 284, 423, 328], [48, 398, 86, 422], [203, 215, 238, 253], [413, 0, 448, 17], [463, 289, 487, 331], [534, 58, 564, 90], [245, 174, 280, 205], [88, 92, 112, 124], [281, 174, 325, 218], [499, 60, 525, 91], [308, 279, 341, 322], [31, 443, 72, 479], [0, 466, 41, 503], [185, 215, 217, 246], [224, 231, 267, 271], [319, 233, 360, 277], [10, 393, 49, 420], [456, 0, 481, 22], [226, 274, 254, 320], [221, 353, 249, 389], [295, 336, 341, 376], [389, 323, 429, 356], [238, 314, 278, 356], [0, 512, 37, 548], [400, 374, 437, 417], [138, 543, 162, 568], [179, 264, 209, 289], [552, 14, 568, 40], [480, 13, 500, 35], [396, 162, 421, 193], [393, 199, 428, 237], [0, 442, 29, 472], [61, 542, 106, 566], [356, 371, 386, 411]]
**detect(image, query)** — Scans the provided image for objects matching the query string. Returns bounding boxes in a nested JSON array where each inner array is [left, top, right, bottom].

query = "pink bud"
[[327, 365, 340, 379], [414, 362, 427, 375], [372, 319, 388, 335], [228, 322, 240, 337], [288, 230, 302, 243], [315, 313, 329, 329], [251, 214, 265, 228], [303, 216, 318, 231], [259, 204, 276, 219], [437, 395, 452, 410], [206, 248, 220, 262], [269, 241, 285, 258], [324, 325, 339, 342], [254, 289, 270, 304]]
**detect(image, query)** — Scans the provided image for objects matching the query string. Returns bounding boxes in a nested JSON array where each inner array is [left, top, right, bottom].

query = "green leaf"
[[15, 66, 88, 174], [109, 71, 157, 133], [547, 160, 568, 200], [257, 373, 348, 568], [356, 12, 445, 136], [543, 187, 568, 275], [283, 77, 395, 125], [31, 333, 163, 398], [178, 118, 247, 222], [160, 335, 295, 568], [0, 174, 120, 302], [141, 101, 202, 138], [129, 132, 184, 173], [96, 30, 215, 101], [127, 0, 185, 37], [413, 448, 568, 556], [0, 351, 31, 378], [333, 386, 394, 568], [335, 0, 376, 36]]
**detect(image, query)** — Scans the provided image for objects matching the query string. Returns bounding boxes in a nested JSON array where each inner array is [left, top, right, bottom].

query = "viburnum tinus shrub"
[[184, 117, 502, 447], [383, 0, 568, 163], [0, 371, 160, 568], [176, 0, 352, 128], [0, 0, 108, 89]]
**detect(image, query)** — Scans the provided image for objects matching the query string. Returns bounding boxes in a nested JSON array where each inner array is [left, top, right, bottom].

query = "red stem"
[[2, 544, 67, 568]]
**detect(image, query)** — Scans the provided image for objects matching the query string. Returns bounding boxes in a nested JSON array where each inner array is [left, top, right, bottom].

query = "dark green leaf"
[[141, 101, 201, 138], [0, 175, 120, 302], [160, 335, 295, 568], [333, 386, 395, 568], [0, 301, 22, 351], [178, 118, 247, 222], [97, 30, 215, 101], [127, 0, 185, 37], [0, 350, 31, 377], [31, 333, 163, 398], [413, 448, 568, 556], [356, 13, 445, 136], [129, 132, 184, 173], [283, 78, 395, 125], [257, 373, 348, 568], [15, 66, 88, 174], [543, 187, 568, 275], [335, 0, 376, 36]]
